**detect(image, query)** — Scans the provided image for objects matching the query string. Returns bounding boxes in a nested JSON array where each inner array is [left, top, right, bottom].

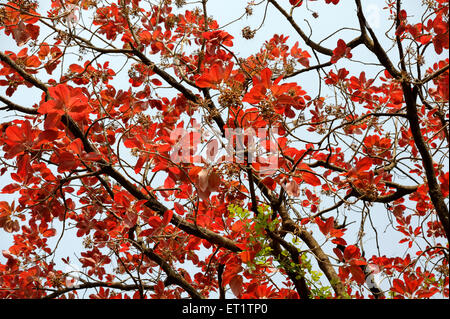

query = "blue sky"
[[0, 0, 445, 298]]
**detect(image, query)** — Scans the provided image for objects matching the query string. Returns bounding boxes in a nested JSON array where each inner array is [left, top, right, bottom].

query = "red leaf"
[[333, 247, 344, 261], [68, 138, 84, 155], [344, 245, 361, 260], [42, 228, 57, 237], [298, 163, 321, 186], [332, 237, 347, 246], [151, 78, 162, 86], [229, 275, 243, 297], [208, 171, 221, 192], [301, 172, 321, 186], [5, 126, 24, 146], [316, 217, 334, 236], [56, 151, 79, 172], [348, 265, 366, 285], [38, 84, 89, 122], [416, 287, 439, 298], [1, 183, 20, 194], [433, 14, 447, 35], [148, 216, 162, 228], [69, 63, 84, 73], [195, 63, 233, 88], [404, 274, 422, 294], [36, 129, 59, 146], [355, 157, 372, 172], [391, 278, 406, 295], [242, 85, 266, 104], [240, 250, 253, 263], [331, 39, 352, 63], [38, 43, 50, 59], [260, 68, 272, 90], [80, 257, 96, 267], [231, 220, 245, 233], [12, 21, 31, 46], [174, 202, 185, 215], [25, 55, 41, 68], [139, 30, 152, 43], [123, 212, 138, 229], [261, 177, 276, 191], [289, 0, 303, 7]]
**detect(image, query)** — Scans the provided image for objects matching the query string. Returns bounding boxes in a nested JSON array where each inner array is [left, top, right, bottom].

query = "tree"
[[0, 0, 448, 299]]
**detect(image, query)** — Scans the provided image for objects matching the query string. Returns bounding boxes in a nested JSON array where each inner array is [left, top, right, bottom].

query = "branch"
[[418, 64, 449, 85], [265, 228, 311, 299], [0, 95, 39, 115], [37, 21, 227, 136], [308, 160, 419, 203], [395, 0, 407, 73], [355, 0, 450, 238], [282, 61, 333, 80], [312, 193, 352, 218], [134, 242, 204, 299], [217, 263, 225, 299], [354, 0, 401, 79], [251, 173, 347, 298]]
